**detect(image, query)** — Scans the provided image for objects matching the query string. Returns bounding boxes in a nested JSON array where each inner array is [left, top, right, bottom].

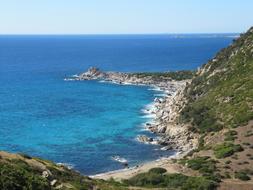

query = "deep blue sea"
[[0, 34, 235, 175]]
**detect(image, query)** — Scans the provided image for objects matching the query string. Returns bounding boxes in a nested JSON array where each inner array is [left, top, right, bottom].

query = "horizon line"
[[0, 32, 240, 36]]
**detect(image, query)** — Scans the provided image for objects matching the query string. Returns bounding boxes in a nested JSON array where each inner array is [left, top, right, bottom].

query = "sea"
[[0, 34, 236, 175]]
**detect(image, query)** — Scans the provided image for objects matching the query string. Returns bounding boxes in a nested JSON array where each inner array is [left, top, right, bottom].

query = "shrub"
[[180, 156, 221, 183], [234, 171, 251, 181], [182, 176, 217, 190], [0, 163, 50, 190], [244, 130, 253, 137], [224, 130, 238, 141], [242, 142, 251, 146], [186, 157, 217, 173], [148, 167, 167, 174], [123, 172, 165, 187], [224, 171, 231, 179], [213, 143, 243, 159], [124, 172, 217, 189], [198, 135, 206, 150]]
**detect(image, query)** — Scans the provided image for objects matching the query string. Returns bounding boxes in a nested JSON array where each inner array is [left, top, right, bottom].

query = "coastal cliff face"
[[147, 81, 198, 152]]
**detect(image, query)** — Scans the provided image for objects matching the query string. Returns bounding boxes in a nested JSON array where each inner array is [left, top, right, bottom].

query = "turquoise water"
[[0, 35, 234, 174]]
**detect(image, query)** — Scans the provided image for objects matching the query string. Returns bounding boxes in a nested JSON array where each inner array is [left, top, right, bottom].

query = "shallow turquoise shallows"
[[0, 35, 234, 174]]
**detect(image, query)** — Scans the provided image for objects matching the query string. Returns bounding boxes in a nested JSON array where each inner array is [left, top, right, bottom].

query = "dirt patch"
[[219, 179, 253, 190]]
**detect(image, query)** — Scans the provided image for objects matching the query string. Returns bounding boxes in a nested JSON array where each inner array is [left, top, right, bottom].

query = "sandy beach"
[[91, 152, 198, 181]]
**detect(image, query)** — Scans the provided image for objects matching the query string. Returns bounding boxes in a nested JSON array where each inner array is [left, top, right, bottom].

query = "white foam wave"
[[56, 162, 74, 170], [140, 114, 156, 119], [148, 87, 163, 92], [111, 156, 128, 163], [154, 93, 167, 97]]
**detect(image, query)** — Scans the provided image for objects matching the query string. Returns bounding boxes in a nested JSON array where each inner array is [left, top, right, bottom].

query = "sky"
[[0, 0, 252, 34]]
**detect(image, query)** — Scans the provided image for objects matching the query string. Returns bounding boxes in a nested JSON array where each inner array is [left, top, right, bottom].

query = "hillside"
[[122, 27, 253, 189], [176, 27, 253, 189], [181, 27, 253, 132], [0, 151, 126, 190]]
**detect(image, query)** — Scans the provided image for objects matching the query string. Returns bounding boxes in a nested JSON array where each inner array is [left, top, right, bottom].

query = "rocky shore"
[[68, 67, 198, 155]]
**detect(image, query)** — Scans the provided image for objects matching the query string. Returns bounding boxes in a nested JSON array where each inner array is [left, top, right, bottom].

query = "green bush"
[[148, 167, 167, 174], [244, 130, 253, 137], [213, 143, 243, 159], [182, 176, 217, 190], [0, 163, 50, 190], [224, 130, 238, 141], [182, 157, 222, 183], [124, 171, 217, 189], [123, 172, 165, 187], [198, 135, 205, 150], [224, 171, 231, 179], [234, 171, 251, 181], [185, 157, 217, 174], [123, 168, 171, 187]]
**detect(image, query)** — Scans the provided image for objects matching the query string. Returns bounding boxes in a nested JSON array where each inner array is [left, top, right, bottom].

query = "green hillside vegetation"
[[132, 70, 195, 81], [123, 167, 217, 190], [0, 152, 218, 190], [0, 152, 126, 190], [181, 27, 253, 133], [213, 143, 243, 159], [179, 156, 224, 184], [177, 27, 253, 188]]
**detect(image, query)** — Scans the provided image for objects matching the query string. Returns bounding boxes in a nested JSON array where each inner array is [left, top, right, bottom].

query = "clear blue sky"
[[0, 0, 252, 34]]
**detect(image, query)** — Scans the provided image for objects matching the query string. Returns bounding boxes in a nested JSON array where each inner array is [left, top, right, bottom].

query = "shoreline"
[[90, 152, 183, 180], [67, 67, 199, 180]]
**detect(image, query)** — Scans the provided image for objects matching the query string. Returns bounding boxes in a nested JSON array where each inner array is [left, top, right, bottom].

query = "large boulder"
[[137, 135, 153, 143]]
